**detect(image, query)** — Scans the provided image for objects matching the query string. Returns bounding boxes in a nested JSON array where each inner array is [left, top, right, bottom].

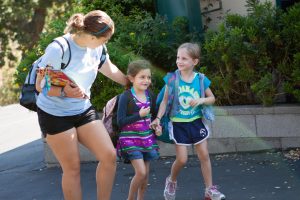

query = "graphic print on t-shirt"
[[178, 85, 200, 116]]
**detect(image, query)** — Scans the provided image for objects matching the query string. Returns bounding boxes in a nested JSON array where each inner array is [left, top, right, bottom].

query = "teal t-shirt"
[[169, 72, 211, 122]]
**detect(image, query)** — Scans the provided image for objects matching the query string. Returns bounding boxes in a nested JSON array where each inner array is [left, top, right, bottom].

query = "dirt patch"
[[284, 148, 300, 161]]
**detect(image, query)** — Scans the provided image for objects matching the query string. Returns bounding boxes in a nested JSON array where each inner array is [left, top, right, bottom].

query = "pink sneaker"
[[205, 185, 226, 200], [164, 176, 177, 200]]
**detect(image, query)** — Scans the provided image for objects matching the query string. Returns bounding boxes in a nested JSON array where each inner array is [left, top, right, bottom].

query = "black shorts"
[[37, 106, 100, 137], [169, 118, 209, 145]]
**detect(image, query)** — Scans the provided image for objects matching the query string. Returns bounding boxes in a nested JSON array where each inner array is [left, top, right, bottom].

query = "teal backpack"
[[155, 72, 177, 144]]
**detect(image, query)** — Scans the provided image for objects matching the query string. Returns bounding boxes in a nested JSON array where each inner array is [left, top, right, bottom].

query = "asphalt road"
[[0, 104, 300, 200]]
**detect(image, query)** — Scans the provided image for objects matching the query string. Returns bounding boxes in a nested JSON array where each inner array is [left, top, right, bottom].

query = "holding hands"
[[150, 117, 162, 136]]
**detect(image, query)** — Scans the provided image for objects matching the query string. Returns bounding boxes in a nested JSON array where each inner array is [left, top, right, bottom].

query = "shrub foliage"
[[203, 1, 300, 105], [13, 0, 300, 108]]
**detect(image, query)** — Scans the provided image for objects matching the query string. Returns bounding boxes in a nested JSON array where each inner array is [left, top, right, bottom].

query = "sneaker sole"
[[164, 192, 175, 200], [164, 195, 175, 200], [204, 197, 226, 200]]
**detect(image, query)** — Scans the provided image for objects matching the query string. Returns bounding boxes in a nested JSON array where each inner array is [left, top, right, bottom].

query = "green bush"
[[279, 3, 300, 103], [15, 0, 300, 108], [202, 1, 300, 106], [113, 13, 200, 71], [79, 0, 200, 71], [15, 18, 68, 85], [90, 43, 139, 110], [15, 0, 197, 110]]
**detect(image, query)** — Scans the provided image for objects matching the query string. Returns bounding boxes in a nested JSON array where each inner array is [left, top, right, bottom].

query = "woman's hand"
[[35, 68, 46, 92], [124, 78, 131, 90], [139, 106, 150, 118], [63, 82, 86, 99], [189, 98, 205, 107]]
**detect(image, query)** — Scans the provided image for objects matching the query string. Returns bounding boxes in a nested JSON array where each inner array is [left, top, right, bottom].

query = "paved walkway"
[[1, 104, 300, 200]]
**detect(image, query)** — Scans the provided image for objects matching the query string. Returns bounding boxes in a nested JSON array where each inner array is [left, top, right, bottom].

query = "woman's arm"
[[35, 71, 85, 98], [99, 57, 130, 87], [35, 40, 85, 99]]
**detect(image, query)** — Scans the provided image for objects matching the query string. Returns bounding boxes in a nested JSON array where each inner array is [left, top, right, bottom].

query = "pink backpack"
[[102, 95, 120, 146]]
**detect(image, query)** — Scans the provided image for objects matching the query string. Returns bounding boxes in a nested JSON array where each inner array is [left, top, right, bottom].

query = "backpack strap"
[[123, 90, 136, 114], [149, 90, 157, 119], [98, 45, 107, 69], [164, 70, 179, 117], [52, 36, 71, 69], [198, 72, 205, 98]]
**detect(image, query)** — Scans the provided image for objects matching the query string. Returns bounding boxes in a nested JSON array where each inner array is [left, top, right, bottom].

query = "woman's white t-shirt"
[[36, 33, 106, 116]]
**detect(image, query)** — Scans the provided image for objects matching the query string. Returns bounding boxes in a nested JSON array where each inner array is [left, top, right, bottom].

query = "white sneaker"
[[163, 176, 177, 200], [205, 185, 226, 200]]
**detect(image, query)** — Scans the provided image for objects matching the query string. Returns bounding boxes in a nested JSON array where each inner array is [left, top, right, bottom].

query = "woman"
[[35, 10, 129, 200]]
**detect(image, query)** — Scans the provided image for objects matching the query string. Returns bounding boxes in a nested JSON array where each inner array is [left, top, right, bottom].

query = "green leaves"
[[251, 72, 276, 106], [202, 2, 300, 106]]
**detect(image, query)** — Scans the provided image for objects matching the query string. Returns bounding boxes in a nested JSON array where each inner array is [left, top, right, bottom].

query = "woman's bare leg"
[[46, 128, 81, 200], [77, 120, 116, 200]]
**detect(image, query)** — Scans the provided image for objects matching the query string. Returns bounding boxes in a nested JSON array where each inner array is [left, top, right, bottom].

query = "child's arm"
[[157, 86, 168, 118], [150, 85, 169, 128], [117, 92, 143, 128], [204, 88, 216, 104], [189, 87, 216, 107]]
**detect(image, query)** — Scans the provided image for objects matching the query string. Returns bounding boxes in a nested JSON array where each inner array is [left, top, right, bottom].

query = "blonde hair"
[[127, 60, 152, 77], [64, 10, 114, 38], [178, 43, 201, 64]]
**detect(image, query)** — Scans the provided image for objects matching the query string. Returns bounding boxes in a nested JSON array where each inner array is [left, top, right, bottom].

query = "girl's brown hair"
[[64, 10, 114, 38], [127, 60, 152, 77]]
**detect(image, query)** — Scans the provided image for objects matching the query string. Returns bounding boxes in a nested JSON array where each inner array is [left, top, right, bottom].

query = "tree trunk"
[[21, 0, 54, 49]]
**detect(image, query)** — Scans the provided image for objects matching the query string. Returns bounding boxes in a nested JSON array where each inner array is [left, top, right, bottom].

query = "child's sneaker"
[[164, 176, 177, 200], [204, 185, 225, 200]]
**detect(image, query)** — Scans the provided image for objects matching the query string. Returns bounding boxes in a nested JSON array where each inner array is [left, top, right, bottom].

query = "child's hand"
[[189, 98, 205, 107], [150, 118, 160, 130], [149, 119, 162, 136], [154, 124, 162, 136], [139, 106, 150, 118]]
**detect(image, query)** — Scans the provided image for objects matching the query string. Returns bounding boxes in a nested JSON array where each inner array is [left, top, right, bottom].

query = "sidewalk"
[[1, 104, 300, 200]]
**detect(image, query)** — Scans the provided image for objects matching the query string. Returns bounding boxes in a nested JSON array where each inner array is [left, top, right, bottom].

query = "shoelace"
[[207, 185, 221, 195]]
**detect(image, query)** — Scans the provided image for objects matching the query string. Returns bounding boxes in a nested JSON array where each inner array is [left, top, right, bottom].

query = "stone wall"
[[44, 105, 300, 166]]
